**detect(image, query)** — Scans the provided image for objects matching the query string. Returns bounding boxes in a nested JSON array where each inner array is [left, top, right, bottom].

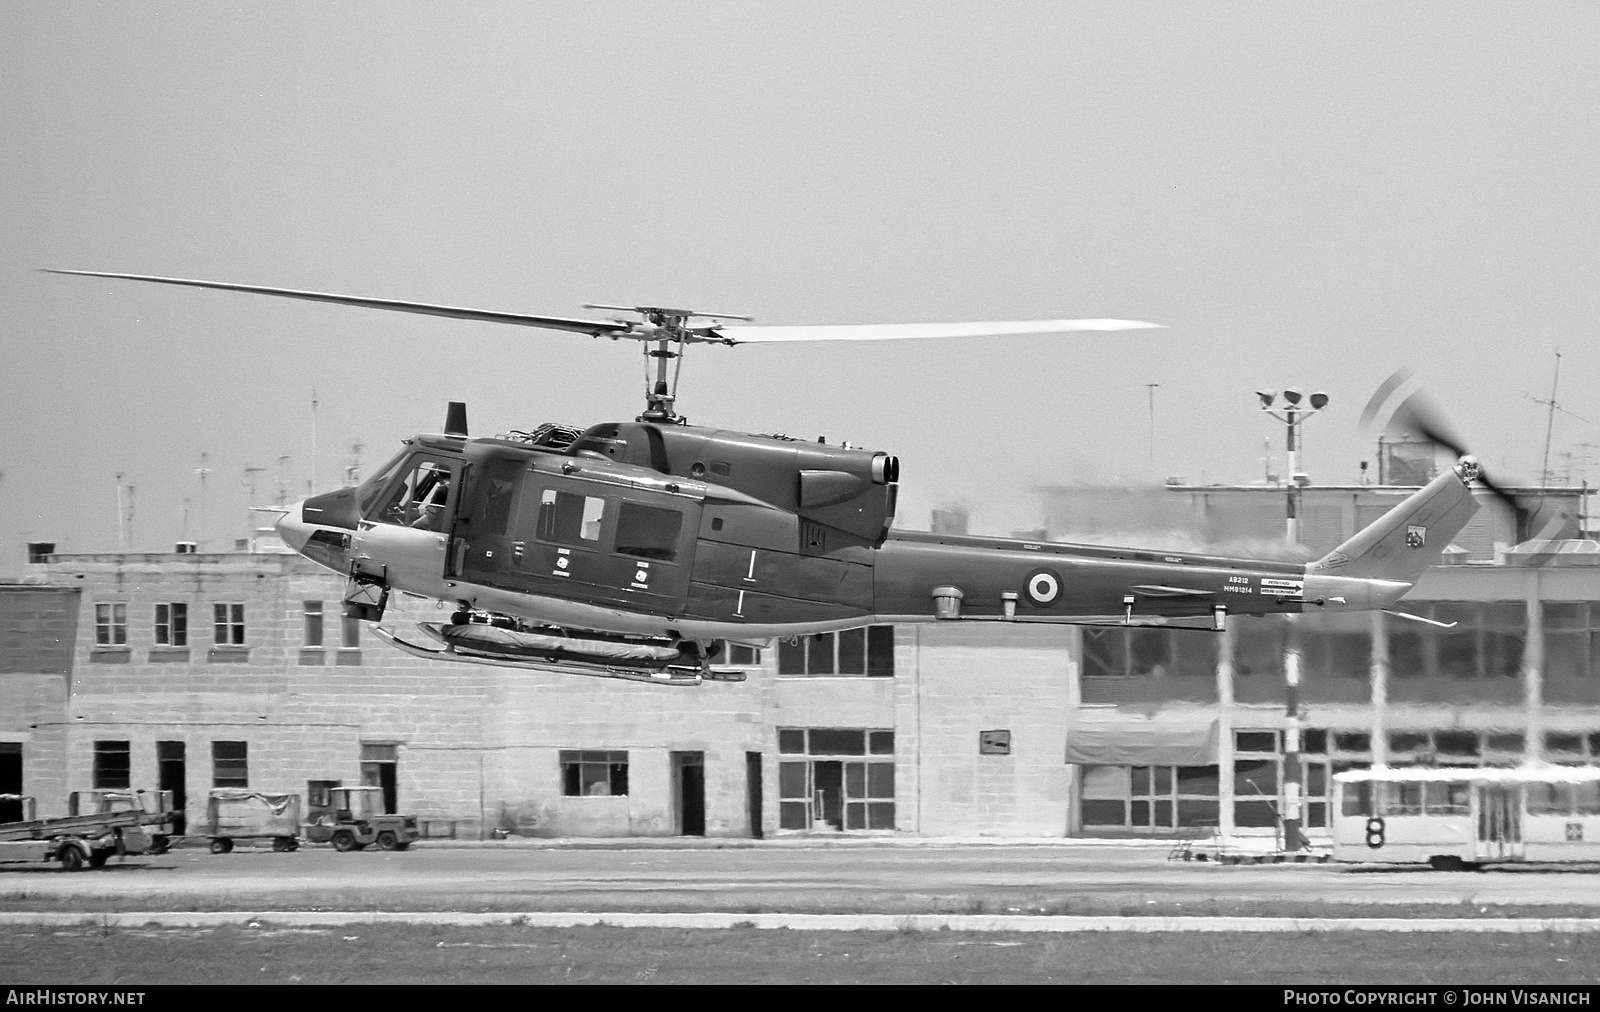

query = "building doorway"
[[360, 744, 397, 814], [157, 741, 186, 835], [813, 761, 843, 831], [672, 751, 705, 836], [0, 743, 21, 823], [746, 752, 764, 839]]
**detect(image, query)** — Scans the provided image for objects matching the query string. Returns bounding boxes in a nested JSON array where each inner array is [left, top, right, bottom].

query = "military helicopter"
[[51, 269, 1486, 685]]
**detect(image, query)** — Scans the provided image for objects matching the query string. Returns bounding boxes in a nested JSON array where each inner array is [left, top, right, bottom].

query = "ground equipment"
[[0, 792, 173, 870], [203, 789, 302, 853], [304, 786, 418, 852]]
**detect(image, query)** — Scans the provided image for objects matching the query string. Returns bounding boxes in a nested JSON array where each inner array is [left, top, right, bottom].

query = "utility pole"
[[244, 465, 267, 540], [310, 388, 319, 496], [115, 473, 126, 551], [1144, 383, 1159, 467], [195, 452, 212, 552], [1256, 388, 1331, 853], [276, 456, 291, 508]]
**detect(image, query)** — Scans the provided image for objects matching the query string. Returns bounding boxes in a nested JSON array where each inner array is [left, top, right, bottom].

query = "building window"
[[213, 603, 245, 645], [1082, 627, 1218, 678], [561, 750, 628, 796], [360, 743, 396, 814], [777, 626, 894, 676], [93, 740, 131, 789], [342, 616, 361, 649], [94, 603, 127, 646], [212, 741, 248, 787], [154, 603, 188, 646], [718, 640, 763, 666], [303, 601, 324, 647], [777, 728, 895, 831], [1080, 764, 1222, 831]]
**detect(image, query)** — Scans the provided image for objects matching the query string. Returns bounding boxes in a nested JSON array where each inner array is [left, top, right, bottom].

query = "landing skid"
[[371, 625, 745, 686]]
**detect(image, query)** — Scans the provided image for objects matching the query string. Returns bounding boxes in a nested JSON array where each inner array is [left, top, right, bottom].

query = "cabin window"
[[537, 490, 604, 545], [1426, 781, 1470, 815], [613, 502, 684, 561], [561, 750, 628, 796]]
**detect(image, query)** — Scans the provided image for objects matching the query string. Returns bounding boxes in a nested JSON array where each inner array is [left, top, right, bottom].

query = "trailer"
[[0, 795, 152, 871], [203, 789, 301, 853], [69, 789, 178, 854]]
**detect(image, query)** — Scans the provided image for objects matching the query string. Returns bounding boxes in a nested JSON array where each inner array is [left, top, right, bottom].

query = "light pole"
[[1255, 387, 1330, 853]]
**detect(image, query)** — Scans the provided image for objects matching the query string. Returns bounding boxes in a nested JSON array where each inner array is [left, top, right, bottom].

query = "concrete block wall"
[[895, 623, 1077, 836]]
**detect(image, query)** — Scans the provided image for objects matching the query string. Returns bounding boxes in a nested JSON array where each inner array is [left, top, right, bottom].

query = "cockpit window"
[[375, 458, 455, 531], [357, 448, 412, 518]]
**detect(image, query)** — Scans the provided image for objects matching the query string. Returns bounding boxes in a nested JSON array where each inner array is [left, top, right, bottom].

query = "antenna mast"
[[194, 452, 211, 551], [310, 388, 319, 495]]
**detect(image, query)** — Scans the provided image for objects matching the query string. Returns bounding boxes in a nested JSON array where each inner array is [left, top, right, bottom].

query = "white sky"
[[3, 2, 1598, 572]]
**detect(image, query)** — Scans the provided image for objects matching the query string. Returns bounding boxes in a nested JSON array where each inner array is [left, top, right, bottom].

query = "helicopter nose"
[[275, 500, 314, 553]]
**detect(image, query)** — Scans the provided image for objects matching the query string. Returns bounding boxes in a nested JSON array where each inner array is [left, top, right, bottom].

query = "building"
[[2, 475, 1597, 842]]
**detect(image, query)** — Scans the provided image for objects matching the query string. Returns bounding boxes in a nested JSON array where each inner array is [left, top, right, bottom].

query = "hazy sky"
[[3, 2, 1598, 572]]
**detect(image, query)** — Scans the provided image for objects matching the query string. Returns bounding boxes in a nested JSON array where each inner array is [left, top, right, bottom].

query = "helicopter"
[[50, 269, 1487, 686]]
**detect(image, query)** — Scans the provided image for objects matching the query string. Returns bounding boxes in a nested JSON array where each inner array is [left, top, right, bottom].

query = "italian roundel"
[[1024, 568, 1062, 607]]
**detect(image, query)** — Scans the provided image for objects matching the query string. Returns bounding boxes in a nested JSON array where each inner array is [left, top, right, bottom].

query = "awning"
[[1065, 709, 1219, 766]]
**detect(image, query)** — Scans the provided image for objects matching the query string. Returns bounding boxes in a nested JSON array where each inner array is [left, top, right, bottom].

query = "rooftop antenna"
[[194, 452, 211, 551], [243, 465, 267, 535], [126, 483, 135, 552], [346, 439, 365, 485], [1527, 348, 1591, 485], [1143, 383, 1159, 466], [180, 498, 190, 542], [276, 455, 291, 507], [310, 388, 319, 496], [114, 472, 125, 551]]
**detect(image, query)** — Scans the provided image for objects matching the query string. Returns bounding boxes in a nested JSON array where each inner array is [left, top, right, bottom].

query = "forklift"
[[303, 785, 418, 852]]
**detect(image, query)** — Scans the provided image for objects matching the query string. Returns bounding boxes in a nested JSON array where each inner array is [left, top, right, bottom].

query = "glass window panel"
[[845, 802, 866, 830], [1175, 765, 1220, 797], [866, 763, 894, 799], [537, 490, 602, 545], [836, 627, 866, 675], [1389, 731, 1429, 754], [1526, 782, 1562, 815], [867, 802, 895, 830], [1235, 618, 1286, 679], [1435, 730, 1479, 758], [342, 617, 360, 648], [580, 764, 610, 795], [1485, 733, 1524, 753], [808, 729, 865, 755], [1483, 631, 1523, 679], [1130, 800, 1151, 826], [1305, 801, 1327, 828], [1080, 765, 1129, 799], [1546, 733, 1584, 755], [1545, 603, 1589, 630], [1153, 799, 1173, 827], [1130, 766, 1151, 796], [1235, 731, 1278, 754], [92, 741, 131, 790], [1381, 781, 1423, 816], [778, 729, 805, 754], [1234, 800, 1278, 828], [1174, 632, 1217, 678], [1176, 800, 1219, 827], [779, 801, 809, 830], [1153, 766, 1173, 794], [1080, 799, 1126, 826], [868, 731, 894, 755], [1390, 625, 1426, 678], [778, 762, 808, 798], [866, 625, 895, 677], [1306, 764, 1328, 797], [1334, 731, 1371, 754], [1425, 782, 1470, 815], [1130, 629, 1172, 677], [1546, 633, 1588, 682], [1303, 729, 1328, 754], [1574, 782, 1600, 816], [806, 633, 836, 675], [1081, 628, 1129, 678], [1342, 782, 1369, 817], [303, 602, 324, 647], [777, 639, 806, 675], [614, 502, 683, 561], [845, 762, 865, 799], [1234, 759, 1278, 797]]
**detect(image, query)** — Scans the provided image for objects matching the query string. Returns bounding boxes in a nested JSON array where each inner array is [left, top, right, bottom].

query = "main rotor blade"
[[44, 270, 635, 339], [702, 318, 1163, 344]]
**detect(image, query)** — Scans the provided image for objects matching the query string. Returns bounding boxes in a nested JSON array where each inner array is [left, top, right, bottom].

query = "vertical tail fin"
[[1309, 460, 1480, 583]]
